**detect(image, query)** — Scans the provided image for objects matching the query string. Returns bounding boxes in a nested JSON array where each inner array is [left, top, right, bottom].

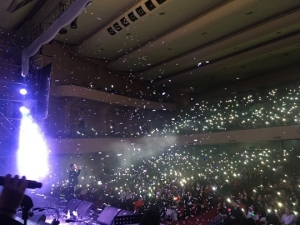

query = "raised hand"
[[0, 174, 28, 217]]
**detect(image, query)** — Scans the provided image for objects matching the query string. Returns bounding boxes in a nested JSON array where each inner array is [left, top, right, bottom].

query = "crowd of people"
[[65, 84, 300, 139], [40, 144, 300, 224], [157, 85, 300, 135], [2, 143, 300, 224], [2, 83, 300, 224]]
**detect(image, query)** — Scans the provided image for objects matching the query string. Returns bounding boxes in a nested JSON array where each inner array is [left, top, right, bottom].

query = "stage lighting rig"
[[20, 88, 28, 95]]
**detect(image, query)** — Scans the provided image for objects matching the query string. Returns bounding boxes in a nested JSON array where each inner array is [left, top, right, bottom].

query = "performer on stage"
[[69, 163, 81, 199]]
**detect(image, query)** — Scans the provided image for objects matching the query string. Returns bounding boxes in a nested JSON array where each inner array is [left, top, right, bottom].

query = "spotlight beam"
[[17, 114, 49, 180]]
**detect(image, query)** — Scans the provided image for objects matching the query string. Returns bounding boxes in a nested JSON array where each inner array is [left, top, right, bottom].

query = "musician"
[[69, 163, 81, 199]]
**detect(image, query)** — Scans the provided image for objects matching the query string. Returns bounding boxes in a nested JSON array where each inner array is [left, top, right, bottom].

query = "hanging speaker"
[[36, 63, 52, 120]]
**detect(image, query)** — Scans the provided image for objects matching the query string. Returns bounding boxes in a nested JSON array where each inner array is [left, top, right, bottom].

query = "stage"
[[13, 192, 164, 225], [14, 192, 215, 225]]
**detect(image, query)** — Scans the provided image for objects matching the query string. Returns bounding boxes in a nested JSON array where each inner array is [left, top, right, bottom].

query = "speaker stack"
[[64, 200, 142, 225], [64, 199, 97, 217]]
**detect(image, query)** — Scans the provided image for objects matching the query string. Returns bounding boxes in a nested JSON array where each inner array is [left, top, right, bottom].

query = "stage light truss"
[[17, 0, 77, 49], [0, 28, 22, 67]]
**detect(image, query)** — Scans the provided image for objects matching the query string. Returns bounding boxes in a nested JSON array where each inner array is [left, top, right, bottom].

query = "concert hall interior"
[[1, 0, 300, 225]]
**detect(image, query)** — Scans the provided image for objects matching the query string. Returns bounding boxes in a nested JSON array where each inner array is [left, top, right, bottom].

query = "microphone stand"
[[21, 195, 34, 225], [21, 206, 30, 225]]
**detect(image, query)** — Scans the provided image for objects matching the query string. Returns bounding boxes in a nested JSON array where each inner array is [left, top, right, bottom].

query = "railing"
[[47, 125, 300, 154], [50, 85, 176, 110], [17, 0, 77, 48]]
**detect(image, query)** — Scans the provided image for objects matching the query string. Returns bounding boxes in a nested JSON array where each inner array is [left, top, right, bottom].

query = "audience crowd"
[[44, 144, 300, 224], [66, 84, 300, 138], [158, 85, 300, 135], [2, 84, 299, 224]]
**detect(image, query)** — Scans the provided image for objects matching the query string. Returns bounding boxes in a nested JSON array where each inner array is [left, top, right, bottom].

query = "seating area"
[[60, 83, 300, 139], [48, 144, 300, 224], [156, 85, 300, 135]]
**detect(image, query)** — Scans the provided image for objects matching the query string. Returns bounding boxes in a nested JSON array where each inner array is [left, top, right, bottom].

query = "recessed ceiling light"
[[145, 0, 156, 11], [136, 6, 146, 17], [156, 0, 166, 4]]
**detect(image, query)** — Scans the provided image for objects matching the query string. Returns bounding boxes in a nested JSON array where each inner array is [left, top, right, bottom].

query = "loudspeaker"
[[98, 207, 121, 225], [36, 63, 52, 120], [76, 200, 97, 217], [97, 207, 135, 225], [64, 199, 82, 213], [117, 209, 135, 217]]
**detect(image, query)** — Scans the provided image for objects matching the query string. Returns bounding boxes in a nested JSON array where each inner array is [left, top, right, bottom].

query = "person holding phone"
[[244, 205, 259, 225]]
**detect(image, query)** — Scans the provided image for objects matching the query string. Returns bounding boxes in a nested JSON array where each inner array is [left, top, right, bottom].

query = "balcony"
[[50, 85, 176, 110], [47, 125, 300, 154]]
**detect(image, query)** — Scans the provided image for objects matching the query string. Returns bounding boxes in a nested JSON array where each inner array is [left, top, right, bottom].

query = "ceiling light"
[[120, 17, 130, 27], [107, 27, 116, 35], [128, 12, 138, 22], [145, 0, 156, 11], [156, 0, 166, 4], [70, 17, 78, 29], [58, 28, 67, 34], [136, 6, 146, 17], [113, 23, 122, 31]]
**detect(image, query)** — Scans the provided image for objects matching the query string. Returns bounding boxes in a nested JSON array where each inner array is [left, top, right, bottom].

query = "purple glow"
[[17, 115, 49, 180], [20, 88, 27, 95], [19, 106, 30, 115]]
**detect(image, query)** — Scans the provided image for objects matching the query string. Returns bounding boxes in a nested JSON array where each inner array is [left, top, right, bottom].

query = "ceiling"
[[1, 0, 300, 94]]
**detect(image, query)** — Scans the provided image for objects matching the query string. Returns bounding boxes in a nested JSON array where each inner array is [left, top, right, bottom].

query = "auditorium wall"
[[37, 41, 174, 100]]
